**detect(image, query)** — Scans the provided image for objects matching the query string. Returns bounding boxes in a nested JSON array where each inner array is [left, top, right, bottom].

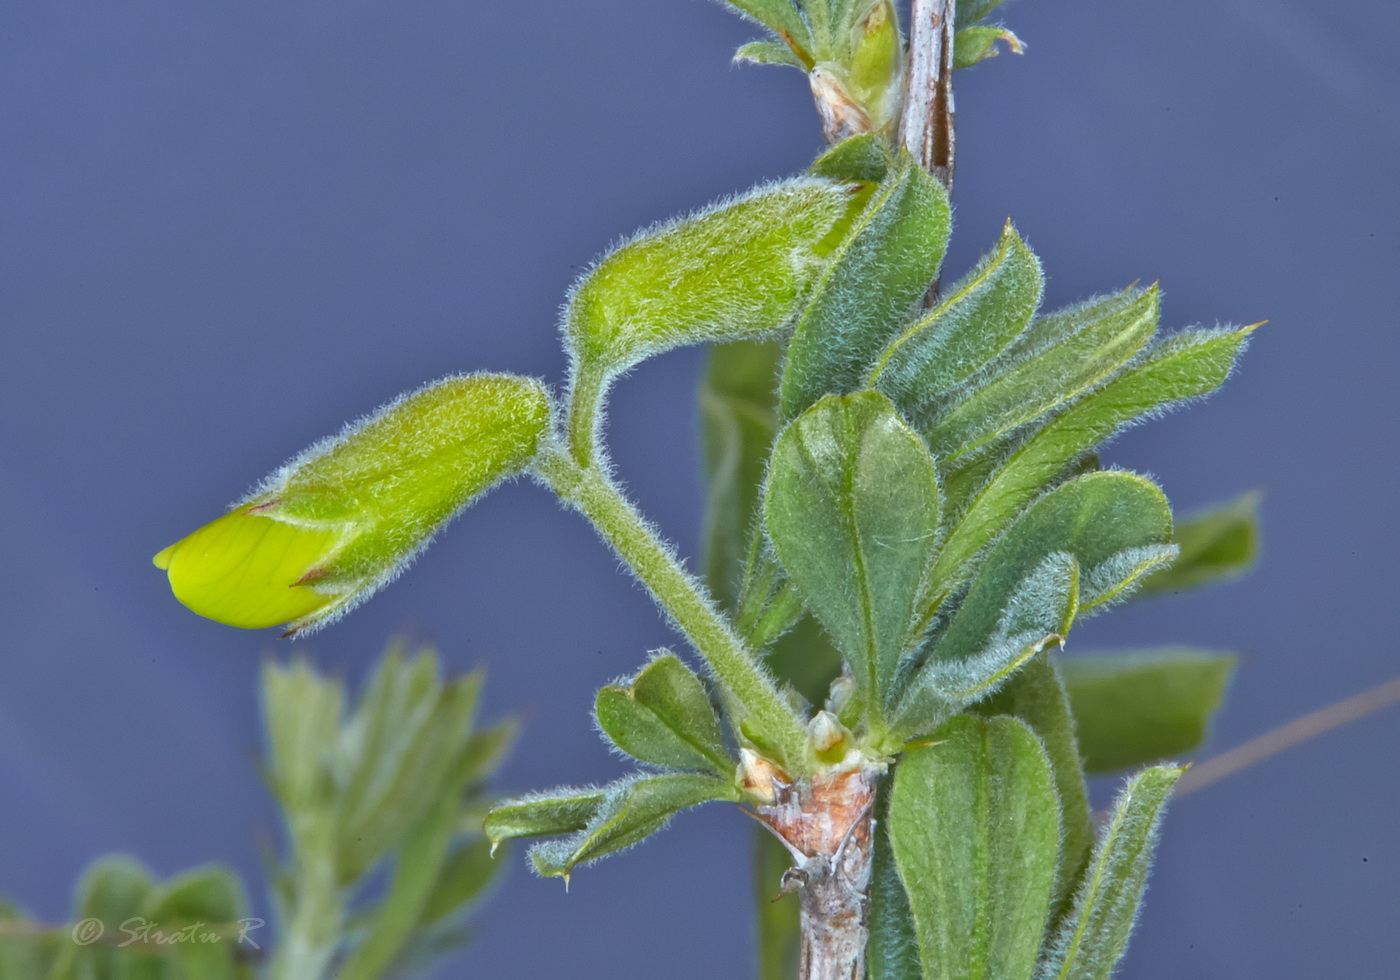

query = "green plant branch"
[[533, 445, 811, 773]]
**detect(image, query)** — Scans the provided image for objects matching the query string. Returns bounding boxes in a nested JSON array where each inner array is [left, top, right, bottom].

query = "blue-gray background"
[[2, 0, 1397, 976]]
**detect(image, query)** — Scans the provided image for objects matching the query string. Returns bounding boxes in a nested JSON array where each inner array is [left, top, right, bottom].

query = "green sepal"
[[1137, 490, 1260, 597], [527, 774, 741, 880], [921, 286, 1160, 461], [930, 471, 1173, 662], [766, 391, 940, 726], [1038, 765, 1183, 980], [953, 25, 1024, 69], [735, 40, 806, 68], [935, 324, 1254, 590], [872, 220, 1043, 409], [890, 715, 1061, 980], [809, 132, 893, 184], [894, 552, 1078, 736], [1064, 648, 1236, 773], [484, 787, 609, 849], [595, 652, 733, 776], [780, 157, 951, 421], [566, 177, 854, 379], [975, 653, 1094, 921]]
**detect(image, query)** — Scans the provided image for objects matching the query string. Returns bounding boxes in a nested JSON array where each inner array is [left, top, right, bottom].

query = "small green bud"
[[845, 0, 903, 133], [565, 177, 858, 379], [154, 373, 552, 633]]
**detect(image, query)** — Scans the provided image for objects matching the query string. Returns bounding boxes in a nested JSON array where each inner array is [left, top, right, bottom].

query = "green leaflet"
[[956, 0, 1010, 31], [975, 653, 1094, 922], [934, 325, 1253, 595], [922, 286, 1160, 461], [890, 715, 1061, 980], [810, 132, 894, 184], [1003, 289, 1142, 364], [766, 391, 941, 726], [567, 177, 853, 378], [894, 551, 1078, 736], [871, 221, 1043, 410], [717, 0, 815, 60], [953, 26, 1024, 69], [780, 157, 951, 421], [595, 653, 733, 777], [1137, 490, 1261, 597], [930, 471, 1173, 663], [1064, 648, 1237, 773], [734, 40, 806, 68], [527, 774, 740, 880], [1039, 766, 1183, 980], [484, 787, 608, 849]]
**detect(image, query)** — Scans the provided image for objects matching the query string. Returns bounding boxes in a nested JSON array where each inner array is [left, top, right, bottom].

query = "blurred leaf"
[[956, 0, 1009, 30], [74, 856, 154, 924], [872, 221, 1042, 409], [420, 839, 502, 926], [262, 659, 343, 823], [767, 391, 940, 722], [1064, 649, 1236, 773], [922, 286, 1159, 461], [753, 831, 800, 980], [1038, 766, 1182, 980], [937, 325, 1253, 591], [528, 774, 739, 880], [780, 158, 951, 421], [976, 653, 1093, 920], [595, 653, 732, 776], [1137, 491, 1260, 597], [890, 715, 1060, 980], [867, 782, 921, 980]]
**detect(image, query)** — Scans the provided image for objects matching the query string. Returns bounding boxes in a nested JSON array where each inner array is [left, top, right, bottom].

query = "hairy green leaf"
[[780, 158, 951, 420], [976, 653, 1094, 920], [956, 0, 1009, 30], [595, 653, 732, 776], [1039, 766, 1183, 980], [890, 715, 1060, 980], [868, 780, 921, 980], [766, 391, 940, 722], [528, 774, 740, 879], [872, 221, 1042, 408], [953, 25, 1024, 69], [922, 286, 1159, 461], [1137, 490, 1260, 597], [809, 132, 894, 184], [484, 787, 608, 848], [735, 40, 806, 67], [936, 325, 1253, 589], [717, 0, 815, 61], [1065, 649, 1236, 773], [931, 471, 1173, 660]]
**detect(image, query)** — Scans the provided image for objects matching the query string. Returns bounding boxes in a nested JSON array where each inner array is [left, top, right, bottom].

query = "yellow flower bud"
[[154, 373, 552, 634]]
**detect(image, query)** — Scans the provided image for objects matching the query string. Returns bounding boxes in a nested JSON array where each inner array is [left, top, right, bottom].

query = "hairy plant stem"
[[901, 0, 956, 306], [533, 445, 811, 773]]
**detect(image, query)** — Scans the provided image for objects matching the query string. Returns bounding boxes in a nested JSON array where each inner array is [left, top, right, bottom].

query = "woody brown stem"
[[757, 763, 883, 980]]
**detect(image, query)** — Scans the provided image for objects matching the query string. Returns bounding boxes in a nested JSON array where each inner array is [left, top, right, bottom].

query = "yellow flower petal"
[[153, 506, 343, 629]]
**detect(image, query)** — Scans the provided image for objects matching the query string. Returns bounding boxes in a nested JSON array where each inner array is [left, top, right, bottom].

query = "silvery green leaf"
[[780, 157, 951, 420], [1065, 649, 1236, 773], [595, 652, 732, 776], [890, 715, 1061, 980], [872, 221, 1042, 409], [1137, 490, 1260, 597], [976, 653, 1094, 920], [527, 774, 740, 880], [922, 286, 1160, 461], [935, 324, 1253, 589], [1038, 766, 1183, 980], [766, 391, 940, 723], [1080, 543, 1179, 613]]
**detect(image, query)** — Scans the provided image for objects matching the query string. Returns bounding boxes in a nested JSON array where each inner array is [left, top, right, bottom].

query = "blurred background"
[[2, 0, 1397, 976]]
